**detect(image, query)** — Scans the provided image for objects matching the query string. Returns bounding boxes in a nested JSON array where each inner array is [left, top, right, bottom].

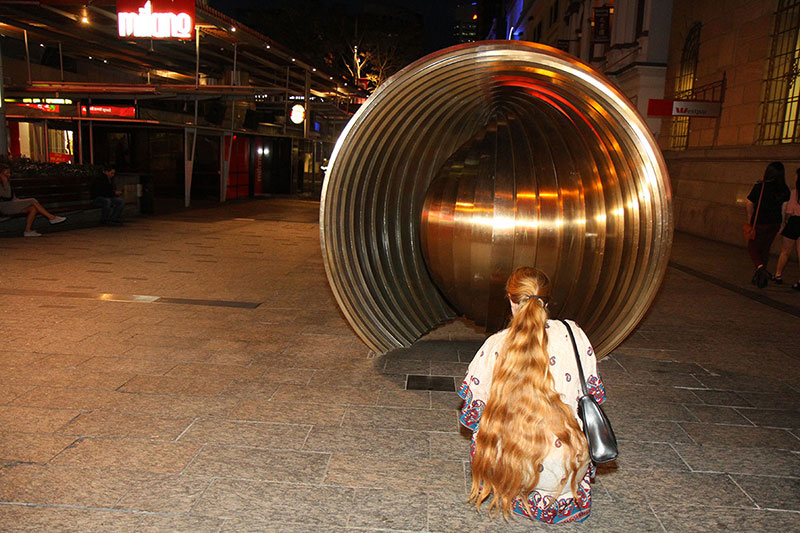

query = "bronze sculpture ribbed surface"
[[320, 41, 673, 357]]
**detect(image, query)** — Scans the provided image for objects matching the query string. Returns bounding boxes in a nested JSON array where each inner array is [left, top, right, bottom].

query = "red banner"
[[80, 105, 136, 118]]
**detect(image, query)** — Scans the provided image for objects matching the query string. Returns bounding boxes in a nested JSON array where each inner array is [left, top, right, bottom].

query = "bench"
[[0, 174, 103, 234], [8, 173, 95, 212]]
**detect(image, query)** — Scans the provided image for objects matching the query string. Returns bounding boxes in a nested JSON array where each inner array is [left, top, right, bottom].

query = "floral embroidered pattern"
[[457, 379, 471, 403], [586, 374, 607, 404], [549, 356, 556, 366], [461, 399, 485, 430], [458, 380, 485, 431], [511, 469, 592, 524]]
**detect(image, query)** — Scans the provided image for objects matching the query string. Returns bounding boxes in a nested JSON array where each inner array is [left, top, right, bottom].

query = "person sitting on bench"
[[0, 162, 66, 237], [91, 165, 124, 225]]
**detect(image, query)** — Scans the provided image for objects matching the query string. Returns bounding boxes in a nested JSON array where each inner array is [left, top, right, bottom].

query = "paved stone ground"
[[0, 197, 798, 532]]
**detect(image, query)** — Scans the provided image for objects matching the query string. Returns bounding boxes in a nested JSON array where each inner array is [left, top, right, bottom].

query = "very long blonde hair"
[[469, 267, 588, 519]]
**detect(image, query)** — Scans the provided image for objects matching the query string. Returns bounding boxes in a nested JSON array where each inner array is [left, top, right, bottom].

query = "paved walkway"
[[1, 198, 798, 532]]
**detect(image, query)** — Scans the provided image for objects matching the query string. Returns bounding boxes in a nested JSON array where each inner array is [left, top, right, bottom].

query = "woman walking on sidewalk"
[[0, 163, 66, 237], [746, 162, 790, 287], [458, 267, 606, 524], [773, 167, 800, 291]]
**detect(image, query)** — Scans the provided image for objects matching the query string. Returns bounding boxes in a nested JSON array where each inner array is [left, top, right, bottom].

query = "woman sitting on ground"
[[0, 162, 66, 237], [458, 267, 606, 524]]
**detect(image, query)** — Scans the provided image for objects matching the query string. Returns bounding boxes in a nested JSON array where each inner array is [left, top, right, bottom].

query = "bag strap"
[[752, 181, 766, 225], [559, 319, 588, 396]]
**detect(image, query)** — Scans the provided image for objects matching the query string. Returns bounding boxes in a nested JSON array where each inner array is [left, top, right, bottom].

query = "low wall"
[[665, 144, 800, 249]]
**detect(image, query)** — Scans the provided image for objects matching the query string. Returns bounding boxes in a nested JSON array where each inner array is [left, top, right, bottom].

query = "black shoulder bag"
[[560, 319, 618, 463]]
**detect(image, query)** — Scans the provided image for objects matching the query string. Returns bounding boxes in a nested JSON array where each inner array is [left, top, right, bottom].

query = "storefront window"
[[9, 121, 74, 163]]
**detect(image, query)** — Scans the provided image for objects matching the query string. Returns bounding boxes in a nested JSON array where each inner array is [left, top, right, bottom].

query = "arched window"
[[758, 0, 800, 144], [670, 22, 701, 150]]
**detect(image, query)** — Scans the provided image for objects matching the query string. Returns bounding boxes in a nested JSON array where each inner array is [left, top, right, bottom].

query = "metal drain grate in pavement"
[[406, 375, 456, 392]]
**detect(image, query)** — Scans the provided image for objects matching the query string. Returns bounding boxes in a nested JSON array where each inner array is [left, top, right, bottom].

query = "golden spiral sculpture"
[[320, 41, 673, 357]]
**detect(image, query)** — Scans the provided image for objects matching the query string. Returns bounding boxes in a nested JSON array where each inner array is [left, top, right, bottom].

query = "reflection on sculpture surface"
[[320, 41, 673, 357]]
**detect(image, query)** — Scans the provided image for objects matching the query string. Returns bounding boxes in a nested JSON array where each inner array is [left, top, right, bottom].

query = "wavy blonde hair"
[[468, 267, 588, 519]]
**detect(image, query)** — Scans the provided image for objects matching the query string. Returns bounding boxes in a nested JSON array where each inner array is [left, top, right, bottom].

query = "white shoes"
[[23, 230, 42, 237], [50, 216, 67, 225]]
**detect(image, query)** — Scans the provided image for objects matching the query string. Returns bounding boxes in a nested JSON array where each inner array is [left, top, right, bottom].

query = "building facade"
[[0, 0, 356, 208], [661, 0, 800, 246]]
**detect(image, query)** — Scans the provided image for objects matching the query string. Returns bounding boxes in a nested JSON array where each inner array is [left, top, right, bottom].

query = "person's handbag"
[[560, 320, 618, 463], [743, 180, 765, 241]]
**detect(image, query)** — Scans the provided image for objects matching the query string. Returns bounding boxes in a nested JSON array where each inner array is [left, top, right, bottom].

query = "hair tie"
[[523, 295, 548, 309]]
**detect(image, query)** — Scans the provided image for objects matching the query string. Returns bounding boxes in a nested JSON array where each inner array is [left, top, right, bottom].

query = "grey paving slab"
[[192, 478, 353, 525], [183, 446, 329, 483], [347, 488, 428, 530], [684, 404, 756, 425], [0, 506, 142, 532], [672, 443, 800, 476], [0, 464, 141, 507], [134, 514, 224, 533], [113, 474, 213, 513], [0, 405, 80, 433], [56, 411, 193, 440], [678, 422, 800, 450], [0, 432, 77, 464], [302, 426, 431, 458], [599, 470, 754, 507], [731, 474, 800, 511], [653, 506, 800, 533], [50, 438, 200, 473], [178, 418, 311, 449], [228, 399, 347, 425], [324, 453, 465, 492], [272, 383, 381, 405], [342, 405, 459, 432], [601, 441, 689, 471], [737, 407, 800, 429]]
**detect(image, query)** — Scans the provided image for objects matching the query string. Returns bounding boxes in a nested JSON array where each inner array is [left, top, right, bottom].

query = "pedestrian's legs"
[[795, 237, 800, 272], [794, 238, 800, 290], [747, 237, 762, 267], [755, 224, 781, 268], [23, 205, 36, 232], [93, 196, 112, 221], [29, 199, 59, 221], [775, 236, 794, 278], [110, 196, 124, 221]]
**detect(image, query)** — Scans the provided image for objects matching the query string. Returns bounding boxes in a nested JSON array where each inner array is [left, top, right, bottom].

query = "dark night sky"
[[208, 0, 456, 53]]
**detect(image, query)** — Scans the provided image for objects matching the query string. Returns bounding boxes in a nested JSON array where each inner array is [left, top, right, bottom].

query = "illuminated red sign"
[[49, 152, 73, 164], [117, 0, 195, 39], [647, 99, 722, 118], [19, 103, 60, 112], [80, 105, 136, 118]]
